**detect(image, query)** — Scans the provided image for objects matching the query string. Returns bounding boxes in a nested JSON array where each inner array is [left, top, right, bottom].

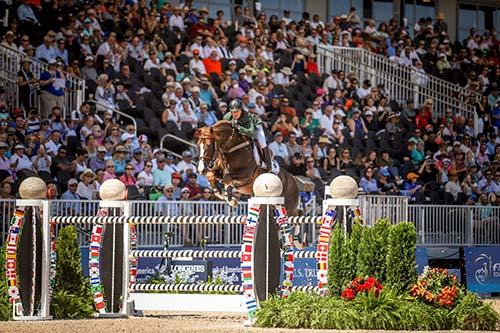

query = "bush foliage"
[[386, 222, 417, 291], [0, 246, 10, 321], [50, 226, 94, 319], [256, 291, 499, 330]]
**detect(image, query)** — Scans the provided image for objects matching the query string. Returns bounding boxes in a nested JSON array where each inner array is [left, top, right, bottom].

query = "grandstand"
[[0, 0, 498, 213]]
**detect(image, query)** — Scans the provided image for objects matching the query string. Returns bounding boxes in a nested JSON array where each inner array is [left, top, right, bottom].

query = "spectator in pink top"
[[119, 163, 136, 186], [103, 160, 116, 181]]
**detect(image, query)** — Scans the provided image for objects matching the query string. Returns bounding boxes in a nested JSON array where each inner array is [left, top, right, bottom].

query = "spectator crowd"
[[0, 0, 499, 210]]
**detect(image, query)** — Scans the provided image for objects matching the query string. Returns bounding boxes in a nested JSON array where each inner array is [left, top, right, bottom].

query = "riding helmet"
[[229, 99, 243, 112]]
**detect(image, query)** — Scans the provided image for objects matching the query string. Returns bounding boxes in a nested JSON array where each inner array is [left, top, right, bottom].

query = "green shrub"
[[254, 295, 287, 328], [256, 290, 460, 330], [385, 222, 417, 291], [0, 246, 10, 321], [328, 223, 347, 295], [50, 226, 94, 319], [356, 219, 391, 281], [344, 221, 363, 284], [450, 293, 500, 331]]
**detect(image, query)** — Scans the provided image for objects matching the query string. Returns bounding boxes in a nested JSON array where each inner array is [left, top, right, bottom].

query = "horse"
[[197, 120, 300, 216]]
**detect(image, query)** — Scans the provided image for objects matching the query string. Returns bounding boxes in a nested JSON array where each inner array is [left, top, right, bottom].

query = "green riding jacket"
[[223, 111, 263, 138]]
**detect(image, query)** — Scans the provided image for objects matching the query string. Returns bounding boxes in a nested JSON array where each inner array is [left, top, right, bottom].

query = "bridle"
[[199, 127, 251, 171]]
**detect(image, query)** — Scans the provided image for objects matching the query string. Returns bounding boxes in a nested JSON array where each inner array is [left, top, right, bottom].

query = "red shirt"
[[186, 183, 201, 198], [203, 58, 222, 77]]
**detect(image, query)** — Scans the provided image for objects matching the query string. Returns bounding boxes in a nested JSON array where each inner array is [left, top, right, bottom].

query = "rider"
[[223, 99, 273, 172]]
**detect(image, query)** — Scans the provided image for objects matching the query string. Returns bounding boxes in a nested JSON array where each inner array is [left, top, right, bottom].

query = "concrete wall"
[[437, 0, 458, 41], [305, 0, 328, 22]]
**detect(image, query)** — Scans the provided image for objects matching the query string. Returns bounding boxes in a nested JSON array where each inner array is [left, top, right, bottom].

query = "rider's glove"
[[231, 120, 238, 128]]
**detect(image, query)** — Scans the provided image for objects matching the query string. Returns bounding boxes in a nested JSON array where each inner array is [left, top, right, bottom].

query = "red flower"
[[341, 288, 356, 301]]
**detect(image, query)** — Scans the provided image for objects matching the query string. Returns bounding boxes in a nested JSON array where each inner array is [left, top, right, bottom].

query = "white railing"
[[1, 198, 498, 247], [160, 133, 199, 159], [359, 195, 409, 226], [316, 45, 477, 129], [0, 44, 85, 117], [88, 99, 138, 136], [409, 205, 500, 246]]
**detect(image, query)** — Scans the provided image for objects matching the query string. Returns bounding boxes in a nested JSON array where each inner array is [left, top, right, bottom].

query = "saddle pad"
[[271, 160, 280, 175]]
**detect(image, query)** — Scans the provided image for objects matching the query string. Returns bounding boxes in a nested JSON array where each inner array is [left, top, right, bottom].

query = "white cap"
[[335, 110, 346, 118], [121, 132, 135, 142]]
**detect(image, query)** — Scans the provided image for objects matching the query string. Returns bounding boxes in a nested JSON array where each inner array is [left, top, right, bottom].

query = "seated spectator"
[[360, 167, 379, 193], [61, 178, 81, 213], [120, 163, 137, 186], [287, 153, 306, 176], [77, 169, 97, 200], [95, 74, 116, 113], [9, 144, 32, 171], [402, 172, 424, 203], [0, 177, 15, 199], [269, 132, 289, 165], [103, 159, 117, 181], [153, 157, 172, 187]]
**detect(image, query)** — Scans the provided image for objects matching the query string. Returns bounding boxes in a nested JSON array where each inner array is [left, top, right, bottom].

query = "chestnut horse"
[[197, 120, 300, 216]]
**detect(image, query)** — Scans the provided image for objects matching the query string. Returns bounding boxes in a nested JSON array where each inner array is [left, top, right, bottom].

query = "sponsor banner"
[[465, 246, 500, 293]]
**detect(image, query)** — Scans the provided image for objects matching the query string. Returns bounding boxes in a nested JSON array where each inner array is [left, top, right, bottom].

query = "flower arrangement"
[[410, 267, 460, 308], [341, 276, 383, 301]]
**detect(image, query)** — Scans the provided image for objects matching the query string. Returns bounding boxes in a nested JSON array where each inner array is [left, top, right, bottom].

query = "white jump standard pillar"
[[242, 173, 295, 325]]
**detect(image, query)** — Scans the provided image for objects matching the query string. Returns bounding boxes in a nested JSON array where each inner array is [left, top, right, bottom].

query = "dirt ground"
[[1, 300, 499, 333]]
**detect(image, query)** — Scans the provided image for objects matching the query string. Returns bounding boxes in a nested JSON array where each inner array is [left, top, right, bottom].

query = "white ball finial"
[[99, 179, 126, 201], [19, 177, 47, 199], [253, 173, 283, 197], [329, 175, 358, 199]]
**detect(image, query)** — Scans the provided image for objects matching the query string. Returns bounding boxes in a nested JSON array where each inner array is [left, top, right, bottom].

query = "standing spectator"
[[17, 57, 37, 112], [39, 59, 65, 119]]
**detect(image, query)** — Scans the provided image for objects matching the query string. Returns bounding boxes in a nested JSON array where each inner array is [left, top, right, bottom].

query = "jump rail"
[[130, 249, 317, 258], [51, 215, 321, 225], [129, 283, 319, 293]]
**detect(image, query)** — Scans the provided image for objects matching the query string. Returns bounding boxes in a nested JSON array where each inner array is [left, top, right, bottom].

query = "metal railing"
[[160, 133, 199, 159], [88, 99, 138, 136], [359, 195, 408, 226], [409, 205, 500, 247], [1, 198, 498, 247], [316, 45, 477, 128], [0, 44, 85, 117]]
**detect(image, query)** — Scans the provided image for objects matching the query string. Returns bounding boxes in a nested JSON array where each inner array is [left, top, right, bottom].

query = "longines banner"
[[465, 247, 500, 293]]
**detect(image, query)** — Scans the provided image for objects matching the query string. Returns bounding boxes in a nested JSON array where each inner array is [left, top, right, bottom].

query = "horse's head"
[[197, 127, 216, 174]]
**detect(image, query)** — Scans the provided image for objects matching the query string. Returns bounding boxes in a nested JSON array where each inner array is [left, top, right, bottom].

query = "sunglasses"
[[126, 167, 134, 170], [146, 164, 153, 167], [182, 191, 190, 194], [166, 189, 174, 192], [69, 184, 78, 187], [107, 165, 115, 168]]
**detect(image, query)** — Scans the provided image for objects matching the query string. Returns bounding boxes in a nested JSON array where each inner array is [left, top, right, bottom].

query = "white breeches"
[[253, 125, 267, 148]]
